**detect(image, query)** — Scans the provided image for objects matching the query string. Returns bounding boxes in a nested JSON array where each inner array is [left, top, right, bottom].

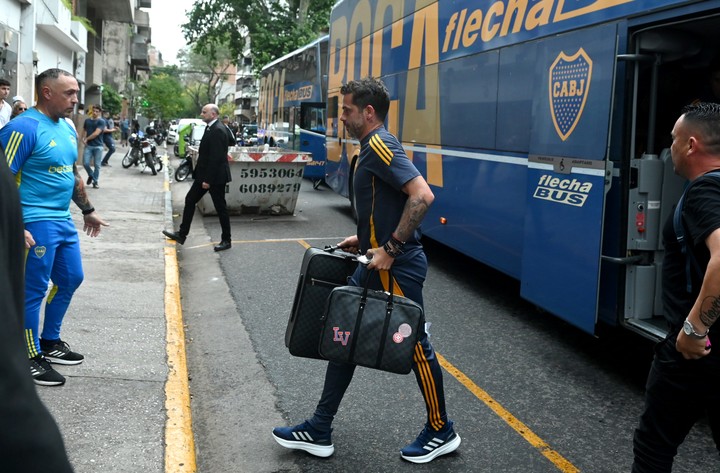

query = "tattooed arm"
[[395, 175, 435, 243], [366, 175, 434, 271], [72, 163, 92, 212], [676, 227, 720, 359], [72, 163, 109, 237]]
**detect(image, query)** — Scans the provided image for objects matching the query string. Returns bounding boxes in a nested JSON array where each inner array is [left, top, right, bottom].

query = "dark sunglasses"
[[18, 107, 27, 111]]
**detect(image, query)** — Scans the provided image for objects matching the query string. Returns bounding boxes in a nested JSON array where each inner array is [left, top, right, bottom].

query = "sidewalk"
[[36, 144, 176, 473]]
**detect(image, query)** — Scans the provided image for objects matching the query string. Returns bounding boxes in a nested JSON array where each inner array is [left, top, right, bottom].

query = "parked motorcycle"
[[174, 154, 193, 182], [147, 126, 166, 146], [121, 131, 163, 175]]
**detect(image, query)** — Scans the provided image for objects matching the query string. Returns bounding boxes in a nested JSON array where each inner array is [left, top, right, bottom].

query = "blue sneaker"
[[272, 421, 334, 458], [400, 421, 461, 463]]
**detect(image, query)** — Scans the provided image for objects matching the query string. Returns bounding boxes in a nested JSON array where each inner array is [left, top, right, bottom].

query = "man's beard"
[[345, 122, 361, 139]]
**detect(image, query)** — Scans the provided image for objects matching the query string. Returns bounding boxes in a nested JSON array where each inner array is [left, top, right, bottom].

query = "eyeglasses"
[[18, 107, 26, 111]]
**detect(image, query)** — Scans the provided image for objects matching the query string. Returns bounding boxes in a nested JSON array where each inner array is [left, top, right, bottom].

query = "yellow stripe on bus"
[[436, 352, 580, 473]]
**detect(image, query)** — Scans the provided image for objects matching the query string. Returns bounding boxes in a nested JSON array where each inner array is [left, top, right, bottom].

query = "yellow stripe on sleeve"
[[369, 135, 393, 165], [5, 130, 23, 167]]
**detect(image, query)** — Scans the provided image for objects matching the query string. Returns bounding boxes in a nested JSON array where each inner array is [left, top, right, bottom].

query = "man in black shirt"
[[0, 153, 74, 472], [632, 103, 720, 472]]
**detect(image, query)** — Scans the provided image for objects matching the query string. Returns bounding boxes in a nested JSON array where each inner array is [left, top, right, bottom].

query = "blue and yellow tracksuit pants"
[[24, 219, 84, 357], [310, 252, 448, 432]]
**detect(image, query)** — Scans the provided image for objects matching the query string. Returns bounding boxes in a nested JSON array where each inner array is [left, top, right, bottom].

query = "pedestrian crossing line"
[[436, 352, 580, 473]]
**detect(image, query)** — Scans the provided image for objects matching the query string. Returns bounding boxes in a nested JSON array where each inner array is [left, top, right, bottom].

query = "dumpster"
[[189, 145, 311, 216]]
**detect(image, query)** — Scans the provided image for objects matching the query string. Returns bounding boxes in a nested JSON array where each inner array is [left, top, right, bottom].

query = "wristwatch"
[[682, 318, 708, 338]]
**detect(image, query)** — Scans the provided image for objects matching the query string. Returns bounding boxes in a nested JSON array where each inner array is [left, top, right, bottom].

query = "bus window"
[[301, 103, 327, 134], [327, 95, 338, 138]]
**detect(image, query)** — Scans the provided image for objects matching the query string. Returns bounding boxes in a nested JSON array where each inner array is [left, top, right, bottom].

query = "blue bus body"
[[258, 36, 330, 184], [324, 0, 720, 339]]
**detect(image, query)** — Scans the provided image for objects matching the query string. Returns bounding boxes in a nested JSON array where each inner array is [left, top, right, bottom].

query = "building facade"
[[234, 50, 257, 124], [0, 0, 150, 110]]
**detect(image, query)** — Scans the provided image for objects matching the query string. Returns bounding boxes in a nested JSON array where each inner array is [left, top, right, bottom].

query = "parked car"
[[239, 124, 258, 146], [166, 124, 179, 144]]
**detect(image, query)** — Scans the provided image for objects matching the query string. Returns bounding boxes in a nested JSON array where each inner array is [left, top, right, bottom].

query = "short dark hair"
[[35, 68, 74, 92], [340, 77, 390, 122], [0, 78, 10, 87], [682, 102, 720, 155]]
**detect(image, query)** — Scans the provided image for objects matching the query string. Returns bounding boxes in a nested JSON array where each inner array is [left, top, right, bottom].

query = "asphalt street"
[[33, 145, 719, 473]]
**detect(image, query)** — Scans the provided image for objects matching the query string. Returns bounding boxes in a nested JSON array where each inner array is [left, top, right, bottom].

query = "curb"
[[161, 156, 197, 472]]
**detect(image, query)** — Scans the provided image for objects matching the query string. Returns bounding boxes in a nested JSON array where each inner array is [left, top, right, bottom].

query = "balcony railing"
[[36, 0, 87, 52]]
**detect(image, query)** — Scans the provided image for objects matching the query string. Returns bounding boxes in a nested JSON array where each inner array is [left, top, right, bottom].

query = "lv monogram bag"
[[319, 271, 424, 374]]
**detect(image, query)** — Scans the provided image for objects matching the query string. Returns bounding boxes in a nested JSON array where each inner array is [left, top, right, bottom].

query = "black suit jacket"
[[193, 120, 234, 186]]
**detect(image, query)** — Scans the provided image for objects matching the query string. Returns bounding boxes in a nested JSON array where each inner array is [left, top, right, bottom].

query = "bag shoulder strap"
[[673, 170, 720, 292]]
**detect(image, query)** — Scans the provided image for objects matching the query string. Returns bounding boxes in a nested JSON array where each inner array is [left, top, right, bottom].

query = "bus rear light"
[[440, 217, 447, 225]]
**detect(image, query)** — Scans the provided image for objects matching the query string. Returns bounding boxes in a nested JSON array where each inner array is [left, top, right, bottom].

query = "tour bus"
[[258, 35, 329, 188], [324, 0, 720, 341]]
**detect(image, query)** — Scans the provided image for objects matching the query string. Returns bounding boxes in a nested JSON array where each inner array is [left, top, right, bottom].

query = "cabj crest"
[[549, 48, 593, 141]]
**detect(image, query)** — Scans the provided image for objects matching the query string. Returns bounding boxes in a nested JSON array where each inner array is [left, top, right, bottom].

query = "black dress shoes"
[[162, 230, 186, 245], [214, 240, 231, 252]]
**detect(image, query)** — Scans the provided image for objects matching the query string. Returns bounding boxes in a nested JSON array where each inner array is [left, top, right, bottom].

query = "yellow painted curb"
[[164, 246, 197, 472]]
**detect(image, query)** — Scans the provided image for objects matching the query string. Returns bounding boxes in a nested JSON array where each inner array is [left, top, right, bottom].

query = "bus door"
[[521, 23, 618, 335], [620, 11, 716, 340], [299, 102, 327, 183]]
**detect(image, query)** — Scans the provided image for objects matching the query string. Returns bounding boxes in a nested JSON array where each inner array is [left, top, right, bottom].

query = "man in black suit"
[[0, 152, 74, 472], [163, 104, 235, 252]]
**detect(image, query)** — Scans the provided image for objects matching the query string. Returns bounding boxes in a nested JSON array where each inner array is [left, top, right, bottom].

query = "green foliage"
[[152, 65, 183, 81], [182, 0, 333, 74], [140, 73, 185, 120], [101, 84, 123, 115], [178, 94, 201, 119], [59, 0, 97, 35], [177, 42, 235, 111], [219, 103, 236, 119]]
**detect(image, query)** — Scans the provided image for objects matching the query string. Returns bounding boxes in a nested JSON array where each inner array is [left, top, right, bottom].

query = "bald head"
[[35, 68, 79, 121], [200, 104, 219, 124]]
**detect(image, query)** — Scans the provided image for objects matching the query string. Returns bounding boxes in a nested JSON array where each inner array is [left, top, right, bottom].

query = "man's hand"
[[202, 182, 210, 190], [24, 230, 35, 249], [337, 235, 359, 254], [676, 330, 711, 360], [366, 247, 394, 271], [82, 212, 109, 237]]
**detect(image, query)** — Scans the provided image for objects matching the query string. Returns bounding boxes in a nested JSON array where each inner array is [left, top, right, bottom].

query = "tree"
[[182, 0, 333, 74], [152, 65, 183, 81], [139, 73, 185, 120], [177, 42, 235, 111], [101, 84, 123, 116], [219, 103, 235, 120]]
